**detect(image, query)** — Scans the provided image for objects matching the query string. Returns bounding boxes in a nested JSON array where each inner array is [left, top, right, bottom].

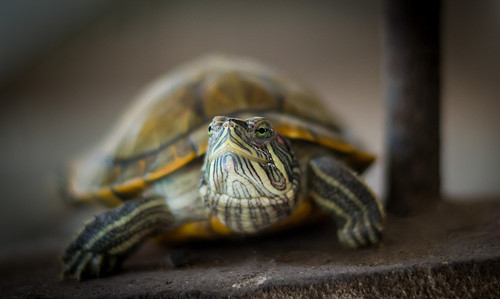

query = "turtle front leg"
[[308, 156, 384, 248], [62, 197, 172, 280]]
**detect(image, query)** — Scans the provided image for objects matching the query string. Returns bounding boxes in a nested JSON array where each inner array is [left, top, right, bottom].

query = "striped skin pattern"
[[309, 156, 384, 248], [62, 198, 172, 280], [200, 116, 301, 233]]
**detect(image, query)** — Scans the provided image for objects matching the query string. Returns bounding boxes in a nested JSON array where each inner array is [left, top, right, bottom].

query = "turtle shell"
[[68, 55, 375, 206]]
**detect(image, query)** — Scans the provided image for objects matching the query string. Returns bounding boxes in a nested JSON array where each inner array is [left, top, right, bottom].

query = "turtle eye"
[[255, 123, 271, 139], [208, 125, 212, 136]]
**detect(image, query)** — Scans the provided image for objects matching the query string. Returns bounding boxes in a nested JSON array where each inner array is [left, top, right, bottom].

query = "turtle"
[[62, 55, 385, 280]]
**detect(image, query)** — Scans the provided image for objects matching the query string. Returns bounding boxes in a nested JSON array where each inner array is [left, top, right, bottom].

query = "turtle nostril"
[[229, 123, 235, 128], [224, 123, 228, 128]]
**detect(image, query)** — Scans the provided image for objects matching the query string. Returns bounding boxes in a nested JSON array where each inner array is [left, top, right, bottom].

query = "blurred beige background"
[[0, 0, 499, 244]]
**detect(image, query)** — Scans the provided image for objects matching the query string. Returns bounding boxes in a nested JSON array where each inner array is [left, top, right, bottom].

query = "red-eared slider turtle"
[[62, 56, 384, 280]]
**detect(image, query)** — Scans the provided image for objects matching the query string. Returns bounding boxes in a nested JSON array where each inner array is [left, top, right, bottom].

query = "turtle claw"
[[61, 227, 122, 281], [336, 211, 383, 249], [62, 249, 120, 280]]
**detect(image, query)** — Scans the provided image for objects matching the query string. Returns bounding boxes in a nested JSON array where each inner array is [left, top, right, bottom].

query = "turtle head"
[[201, 116, 300, 233]]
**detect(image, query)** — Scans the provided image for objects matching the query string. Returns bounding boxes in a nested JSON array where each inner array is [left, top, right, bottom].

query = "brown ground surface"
[[1, 200, 499, 298]]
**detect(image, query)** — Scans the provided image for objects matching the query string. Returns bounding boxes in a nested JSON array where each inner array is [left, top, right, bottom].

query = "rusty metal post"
[[383, 0, 441, 215]]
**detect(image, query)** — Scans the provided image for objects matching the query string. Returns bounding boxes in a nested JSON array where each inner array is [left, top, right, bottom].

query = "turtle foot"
[[337, 210, 383, 249], [62, 248, 120, 281]]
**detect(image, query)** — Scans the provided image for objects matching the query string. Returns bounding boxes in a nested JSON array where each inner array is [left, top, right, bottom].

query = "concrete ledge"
[[1, 200, 499, 297]]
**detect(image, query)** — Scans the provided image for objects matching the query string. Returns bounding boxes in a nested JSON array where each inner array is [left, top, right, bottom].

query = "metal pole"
[[383, 0, 441, 215]]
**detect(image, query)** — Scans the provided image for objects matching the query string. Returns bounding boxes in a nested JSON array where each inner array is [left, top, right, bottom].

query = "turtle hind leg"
[[62, 197, 172, 280], [308, 156, 385, 248]]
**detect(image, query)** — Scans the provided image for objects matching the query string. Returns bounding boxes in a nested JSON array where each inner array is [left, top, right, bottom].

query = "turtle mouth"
[[208, 143, 270, 164]]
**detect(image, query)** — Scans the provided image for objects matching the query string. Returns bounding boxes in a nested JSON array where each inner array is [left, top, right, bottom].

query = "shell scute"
[[201, 72, 283, 117]]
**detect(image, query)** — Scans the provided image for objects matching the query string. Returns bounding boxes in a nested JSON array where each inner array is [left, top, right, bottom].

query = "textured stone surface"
[[1, 200, 499, 298]]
